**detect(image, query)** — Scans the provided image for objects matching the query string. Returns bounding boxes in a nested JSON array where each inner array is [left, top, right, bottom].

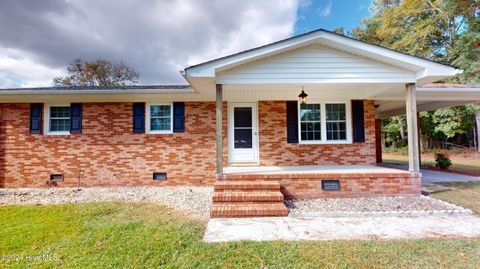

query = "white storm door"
[[229, 103, 259, 163]]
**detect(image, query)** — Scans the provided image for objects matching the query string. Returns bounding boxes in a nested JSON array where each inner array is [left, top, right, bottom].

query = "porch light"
[[298, 86, 308, 105]]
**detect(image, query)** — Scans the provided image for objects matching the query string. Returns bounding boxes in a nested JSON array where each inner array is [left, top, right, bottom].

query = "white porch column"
[[406, 83, 420, 172], [216, 84, 223, 176], [476, 112, 480, 153]]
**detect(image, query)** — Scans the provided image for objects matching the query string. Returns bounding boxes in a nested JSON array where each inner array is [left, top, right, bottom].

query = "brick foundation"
[[222, 172, 422, 199]]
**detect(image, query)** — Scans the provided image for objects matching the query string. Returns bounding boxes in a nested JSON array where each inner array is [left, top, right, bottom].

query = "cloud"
[[0, 0, 300, 87], [316, 1, 332, 17]]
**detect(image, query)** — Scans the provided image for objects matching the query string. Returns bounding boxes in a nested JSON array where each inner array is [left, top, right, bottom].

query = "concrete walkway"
[[380, 163, 480, 185], [204, 214, 480, 242]]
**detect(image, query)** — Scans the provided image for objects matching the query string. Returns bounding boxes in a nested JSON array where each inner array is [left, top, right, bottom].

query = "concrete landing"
[[204, 215, 480, 242]]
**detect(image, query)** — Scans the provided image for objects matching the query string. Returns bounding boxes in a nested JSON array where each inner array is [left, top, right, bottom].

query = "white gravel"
[[286, 196, 466, 217], [0, 186, 213, 219]]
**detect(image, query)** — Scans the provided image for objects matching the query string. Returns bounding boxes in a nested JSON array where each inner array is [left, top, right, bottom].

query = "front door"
[[229, 102, 259, 164]]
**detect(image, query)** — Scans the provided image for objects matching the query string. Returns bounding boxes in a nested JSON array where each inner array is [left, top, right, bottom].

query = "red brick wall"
[[258, 100, 376, 166], [0, 100, 379, 189], [0, 102, 218, 188]]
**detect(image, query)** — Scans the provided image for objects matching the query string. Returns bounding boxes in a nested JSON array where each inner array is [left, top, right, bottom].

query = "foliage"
[[435, 152, 452, 169], [355, 0, 480, 149], [1, 202, 480, 268], [53, 58, 139, 86]]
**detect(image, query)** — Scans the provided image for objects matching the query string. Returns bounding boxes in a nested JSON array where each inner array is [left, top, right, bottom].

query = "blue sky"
[[295, 0, 372, 35]]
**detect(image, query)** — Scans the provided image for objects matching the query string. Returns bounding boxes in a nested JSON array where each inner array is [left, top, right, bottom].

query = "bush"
[[435, 153, 452, 169]]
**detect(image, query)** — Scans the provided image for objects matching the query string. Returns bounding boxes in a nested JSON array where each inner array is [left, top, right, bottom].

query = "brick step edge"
[[214, 181, 280, 191], [210, 203, 289, 218], [213, 191, 284, 202]]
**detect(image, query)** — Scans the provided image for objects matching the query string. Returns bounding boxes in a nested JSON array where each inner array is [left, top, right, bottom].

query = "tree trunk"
[[476, 112, 480, 153]]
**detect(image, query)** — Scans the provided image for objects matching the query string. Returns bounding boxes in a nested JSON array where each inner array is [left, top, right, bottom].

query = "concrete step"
[[214, 181, 281, 191], [210, 202, 289, 218], [212, 191, 284, 203]]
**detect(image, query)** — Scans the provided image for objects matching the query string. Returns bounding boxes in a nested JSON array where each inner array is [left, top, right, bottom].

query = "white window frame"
[[298, 101, 352, 144], [44, 104, 71, 135], [146, 103, 173, 134]]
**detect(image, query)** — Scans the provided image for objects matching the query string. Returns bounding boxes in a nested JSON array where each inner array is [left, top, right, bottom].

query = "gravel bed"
[[286, 196, 469, 217], [0, 186, 213, 219]]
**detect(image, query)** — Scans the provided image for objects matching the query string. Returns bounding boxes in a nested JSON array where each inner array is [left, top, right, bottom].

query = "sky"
[[0, 0, 372, 88]]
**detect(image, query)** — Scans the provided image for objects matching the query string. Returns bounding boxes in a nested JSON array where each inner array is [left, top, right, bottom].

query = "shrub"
[[435, 153, 452, 169]]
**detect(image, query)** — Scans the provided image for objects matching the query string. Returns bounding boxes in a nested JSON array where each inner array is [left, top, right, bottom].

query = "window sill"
[[146, 131, 174, 135], [45, 131, 71, 136], [299, 140, 352, 145]]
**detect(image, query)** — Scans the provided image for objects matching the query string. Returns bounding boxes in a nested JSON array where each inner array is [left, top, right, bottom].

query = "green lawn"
[[383, 150, 480, 176], [1, 200, 480, 268]]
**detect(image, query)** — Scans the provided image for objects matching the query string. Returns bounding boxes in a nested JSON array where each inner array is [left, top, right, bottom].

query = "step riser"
[[211, 180, 287, 218], [211, 212, 289, 218], [212, 191, 284, 203], [213, 195, 284, 203]]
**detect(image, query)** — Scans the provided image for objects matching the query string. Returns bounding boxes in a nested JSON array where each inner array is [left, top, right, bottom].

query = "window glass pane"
[[326, 122, 346, 140], [50, 119, 70, 132], [149, 105, 171, 131], [326, 104, 346, 121], [234, 128, 252, 148], [300, 104, 320, 121], [234, 107, 252, 128], [49, 106, 70, 132], [50, 107, 70, 118], [150, 118, 170, 131], [326, 103, 347, 141], [150, 105, 170, 117], [300, 104, 321, 141]]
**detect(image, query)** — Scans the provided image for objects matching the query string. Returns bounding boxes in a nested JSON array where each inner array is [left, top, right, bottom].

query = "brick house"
[[1, 29, 475, 217]]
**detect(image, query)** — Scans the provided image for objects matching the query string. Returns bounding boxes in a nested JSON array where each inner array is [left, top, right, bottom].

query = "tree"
[[352, 0, 479, 77], [53, 58, 139, 86], [352, 0, 480, 149]]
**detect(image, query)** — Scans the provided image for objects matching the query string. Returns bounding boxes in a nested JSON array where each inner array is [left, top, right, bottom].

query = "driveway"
[[380, 163, 480, 185]]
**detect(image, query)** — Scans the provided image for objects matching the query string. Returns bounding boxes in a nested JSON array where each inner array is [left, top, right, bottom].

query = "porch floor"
[[224, 164, 409, 175]]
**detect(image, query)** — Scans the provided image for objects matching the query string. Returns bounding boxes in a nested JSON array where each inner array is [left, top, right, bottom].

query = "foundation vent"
[[321, 180, 340, 191], [153, 172, 167, 180]]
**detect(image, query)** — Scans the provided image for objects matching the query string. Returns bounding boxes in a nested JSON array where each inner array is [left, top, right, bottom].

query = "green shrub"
[[435, 153, 452, 169]]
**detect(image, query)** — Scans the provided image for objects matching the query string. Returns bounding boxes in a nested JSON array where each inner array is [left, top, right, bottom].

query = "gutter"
[[0, 88, 196, 95]]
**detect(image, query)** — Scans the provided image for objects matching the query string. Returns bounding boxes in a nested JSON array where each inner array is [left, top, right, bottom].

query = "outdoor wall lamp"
[[298, 86, 308, 105]]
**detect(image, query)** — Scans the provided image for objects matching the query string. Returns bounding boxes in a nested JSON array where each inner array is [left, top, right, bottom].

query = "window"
[[300, 104, 321, 141], [147, 104, 173, 133], [298, 102, 351, 143], [326, 103, 347, 141], [45, 105, 70, 134]]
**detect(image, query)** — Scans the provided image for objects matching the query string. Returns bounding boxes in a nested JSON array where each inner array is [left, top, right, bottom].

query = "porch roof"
[[377, 84, 480, 118], [183, 28, 461, 95]]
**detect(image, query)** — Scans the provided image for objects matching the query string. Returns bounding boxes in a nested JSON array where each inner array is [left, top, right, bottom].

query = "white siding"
[[217, 45, 416, 84]]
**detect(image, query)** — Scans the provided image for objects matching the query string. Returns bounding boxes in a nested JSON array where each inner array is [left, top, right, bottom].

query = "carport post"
[[406, 83, 420, 173]]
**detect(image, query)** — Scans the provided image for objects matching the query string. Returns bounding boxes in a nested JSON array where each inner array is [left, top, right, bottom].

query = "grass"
[[383, 149, 480, 175], [1, 200, 480, 268]]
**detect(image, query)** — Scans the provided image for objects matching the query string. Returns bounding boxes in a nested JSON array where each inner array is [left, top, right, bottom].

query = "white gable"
[[217, 44, 416, 84], [184, 29, 461, 89]]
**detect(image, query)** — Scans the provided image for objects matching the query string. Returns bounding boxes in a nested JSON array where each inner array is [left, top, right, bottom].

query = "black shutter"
[[352, 100, 365, 142], [173, 102, 185, 133], [286, 101, 298, 143], [30, 103, 43, 134], [70, 103, 83, 134], [133, 103, 145, 133]]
